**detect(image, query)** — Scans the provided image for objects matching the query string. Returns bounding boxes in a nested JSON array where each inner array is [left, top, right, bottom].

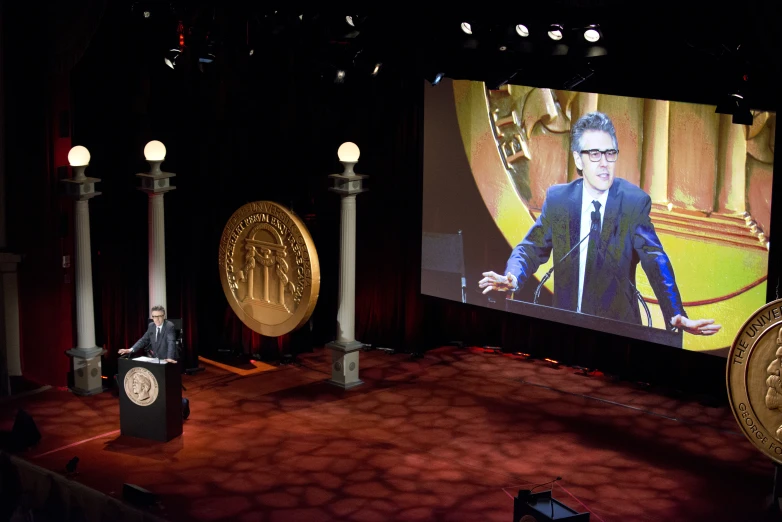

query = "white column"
[[136, 149, 175, 315], [148, 194, 167, 311], [327, 162, 367, 390], [336, 194, 357, 342], [63, 159, 104, 396], [75, 200, 96, 349]]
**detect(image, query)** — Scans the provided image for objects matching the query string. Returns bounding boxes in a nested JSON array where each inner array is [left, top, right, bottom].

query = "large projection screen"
[[422, 79, 775, 357]]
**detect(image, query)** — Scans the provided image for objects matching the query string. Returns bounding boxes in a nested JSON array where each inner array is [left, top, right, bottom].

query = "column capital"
[[329, 173, 368, 196], [0, 252, 21, 271], [66, 346, 105, 359], [62, 176, 102, 201], [137, 171, 177, 194]]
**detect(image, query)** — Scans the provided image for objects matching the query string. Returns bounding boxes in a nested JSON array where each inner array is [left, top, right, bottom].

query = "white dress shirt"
[[577, 189, 608, 313]]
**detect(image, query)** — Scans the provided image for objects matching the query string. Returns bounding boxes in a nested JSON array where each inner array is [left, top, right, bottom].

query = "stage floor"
[[0, 346, 774, 521]]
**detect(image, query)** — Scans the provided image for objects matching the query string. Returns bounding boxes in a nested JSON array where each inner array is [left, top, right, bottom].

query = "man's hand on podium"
[[118, 348, 131, 355], [165, 359, 177, 364]]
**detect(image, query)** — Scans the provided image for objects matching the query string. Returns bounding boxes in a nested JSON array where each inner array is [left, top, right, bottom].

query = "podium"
[[118, 357, 182, 442], [504, 298, 683, 349], [514, 490, 590, 521]]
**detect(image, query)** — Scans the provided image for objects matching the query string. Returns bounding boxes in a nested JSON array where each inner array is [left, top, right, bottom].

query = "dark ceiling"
[[32, 2, 782, 112]]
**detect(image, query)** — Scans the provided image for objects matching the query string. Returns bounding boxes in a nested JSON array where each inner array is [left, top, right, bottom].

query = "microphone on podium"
[[533, 203, 600, 305], [533, 230, 591, 305]]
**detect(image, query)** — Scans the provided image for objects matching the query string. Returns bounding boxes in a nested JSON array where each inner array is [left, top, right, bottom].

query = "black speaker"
[[10, 409, 40, 451], [123, 483, 157, 506]]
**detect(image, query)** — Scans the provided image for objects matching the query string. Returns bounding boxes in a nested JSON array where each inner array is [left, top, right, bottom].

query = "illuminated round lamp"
[[547, 24, 563, 41], [338, 142, 360, 163], [515, 24, 529, 37], [338, 142, 360, 176], [144, 140, 167, 161], [144, 140, 166, 176], [584, 26, 601, 43], [461, 22, 472, 35], [68, 145, 91, 167]]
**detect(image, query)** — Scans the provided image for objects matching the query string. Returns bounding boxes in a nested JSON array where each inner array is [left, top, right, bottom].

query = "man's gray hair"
[[570, 111, 618, 154], [151, 305, 166, 317]]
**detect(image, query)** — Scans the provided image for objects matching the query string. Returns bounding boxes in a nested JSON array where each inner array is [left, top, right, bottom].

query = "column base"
[[66, 347, 105, 396], [326, 340, 364, 389]]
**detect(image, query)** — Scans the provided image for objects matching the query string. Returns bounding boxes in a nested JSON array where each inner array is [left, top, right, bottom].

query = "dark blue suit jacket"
[[505, 178, 686, 327], [130, 320, 177, 360]]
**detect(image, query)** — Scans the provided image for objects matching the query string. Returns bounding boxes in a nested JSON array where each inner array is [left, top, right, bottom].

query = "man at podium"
[[118, 305, 177, 362], [479, 112, 720, 336], [117, 305, 190, 421]]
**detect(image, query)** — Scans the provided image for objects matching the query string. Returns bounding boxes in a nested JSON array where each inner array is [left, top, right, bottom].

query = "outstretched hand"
[[670, 315, 722, 336], [478, 271, 516, 294]]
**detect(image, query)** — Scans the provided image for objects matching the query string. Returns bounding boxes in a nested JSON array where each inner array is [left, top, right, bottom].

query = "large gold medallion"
[[218, 201, 320, 337], [727, 299, 782, 464]]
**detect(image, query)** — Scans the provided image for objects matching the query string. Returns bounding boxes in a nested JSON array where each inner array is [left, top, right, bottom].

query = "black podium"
[[505, 298, 683, 349], [514, 490, 590, 521], [118, 357, 182, 442]]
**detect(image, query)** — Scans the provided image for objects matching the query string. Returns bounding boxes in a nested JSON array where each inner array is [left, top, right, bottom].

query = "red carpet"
[[0, 347, 773, 521]]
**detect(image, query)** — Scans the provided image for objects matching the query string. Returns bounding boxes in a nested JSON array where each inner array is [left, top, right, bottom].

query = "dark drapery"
[[5, 4, 773, 397]]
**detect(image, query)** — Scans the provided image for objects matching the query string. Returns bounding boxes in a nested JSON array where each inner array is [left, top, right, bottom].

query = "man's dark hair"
[[151, 305, 166, 317], [570, 111, 618, 154]]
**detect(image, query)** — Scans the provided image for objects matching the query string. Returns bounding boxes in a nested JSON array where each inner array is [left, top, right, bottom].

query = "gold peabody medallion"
[[218, 201, 320, 337], [123, 367, 159, 407], [727, 299, 782, 464]]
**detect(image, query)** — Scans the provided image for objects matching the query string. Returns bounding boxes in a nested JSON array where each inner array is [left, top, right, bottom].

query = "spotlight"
[[335, 69, 346, 83], [515, 24, 529, 37], [198, 41, 215, 64], [164, 48, 181, 69], [584, 25, 601, 42], [342, 14, 366, 38], [352, 49, 383, 78], [547, 24, 564, 41], [461, 22, 472, 35], [715, 92, 753, 125], [426, 72, 445, 86]]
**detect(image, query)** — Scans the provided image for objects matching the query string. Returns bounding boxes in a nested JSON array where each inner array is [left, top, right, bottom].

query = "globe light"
[[337, 142, 360, 163], [144, 140, 167, 161], [68, 145, 91, 167]]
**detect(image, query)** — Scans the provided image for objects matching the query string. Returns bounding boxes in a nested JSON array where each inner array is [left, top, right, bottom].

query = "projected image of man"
[[478, 111, 721, 336]]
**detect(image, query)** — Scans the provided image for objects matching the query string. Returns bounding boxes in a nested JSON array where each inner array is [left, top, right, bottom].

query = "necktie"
[[156, 326, 160, 341], [581, 200, 601, 315]]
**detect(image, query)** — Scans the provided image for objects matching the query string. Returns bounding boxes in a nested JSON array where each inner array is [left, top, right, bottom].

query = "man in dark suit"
[[118, 305, 177, 362], [118, 305, 190, 419], [479, 111, 720, 336]]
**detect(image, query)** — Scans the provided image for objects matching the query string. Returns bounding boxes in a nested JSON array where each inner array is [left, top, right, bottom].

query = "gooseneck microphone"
[[531, 208, 652, 326], [533, 206, 601, 305], [533, 230, 592, 305]]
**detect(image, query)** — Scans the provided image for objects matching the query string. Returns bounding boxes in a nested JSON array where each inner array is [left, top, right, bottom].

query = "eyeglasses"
[[580, 149, 618, 162], [151, 315, 165, 319]]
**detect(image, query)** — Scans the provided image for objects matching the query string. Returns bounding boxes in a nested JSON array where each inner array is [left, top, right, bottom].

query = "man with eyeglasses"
[[479, 111, 720, 336], [118, 305, 178, 362]]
